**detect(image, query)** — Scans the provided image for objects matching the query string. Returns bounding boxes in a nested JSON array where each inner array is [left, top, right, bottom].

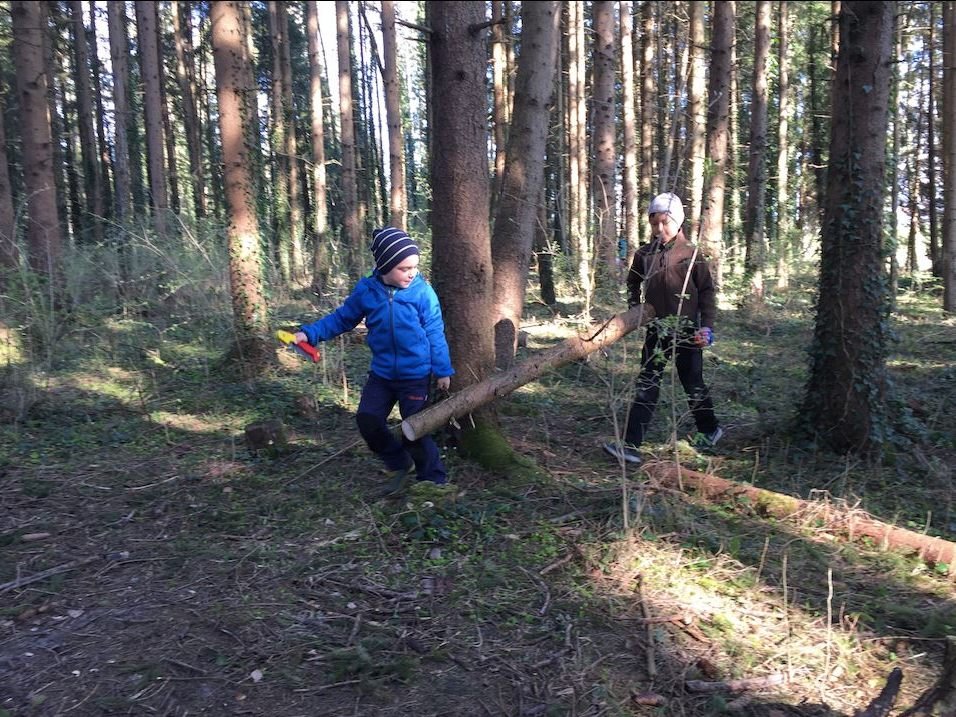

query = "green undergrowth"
[[2, 270, 955, 715]]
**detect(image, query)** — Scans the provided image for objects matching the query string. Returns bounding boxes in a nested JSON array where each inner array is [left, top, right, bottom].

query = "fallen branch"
[[855, 667, 903, 717], [685, 673, 786, 693], [899, 636, 956, 716], [646, 462, 956, 572], [402, 304, 654, 440], [0, 556, 100, 594]]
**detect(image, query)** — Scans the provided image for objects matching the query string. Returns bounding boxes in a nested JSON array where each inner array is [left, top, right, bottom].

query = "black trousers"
[[624, 326, 719, 446]]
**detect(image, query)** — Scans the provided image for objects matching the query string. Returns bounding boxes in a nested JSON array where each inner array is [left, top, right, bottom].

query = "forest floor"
[[2, 272, 956, 717]]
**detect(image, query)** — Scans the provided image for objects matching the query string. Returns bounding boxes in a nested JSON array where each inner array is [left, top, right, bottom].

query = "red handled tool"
[[276, 330, 321, 362]]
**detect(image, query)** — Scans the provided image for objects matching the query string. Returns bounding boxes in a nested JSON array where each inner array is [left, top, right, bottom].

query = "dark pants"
[[356, 372, 447, 484], [625, 326, 719, 446]]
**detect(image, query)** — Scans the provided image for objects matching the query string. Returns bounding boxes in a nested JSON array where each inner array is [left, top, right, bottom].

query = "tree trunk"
[[211, 0, 271, 378], [567, 0, 590, 299], [591, 0, 617, 286], [799, 1, 894, 453], [492, 0, 559, 368], [306, 0, 330, 292], [743, 0, 771, 301], [775, 0, 791, 290], [336, 0, 361, 273], [69, 0, 103, 244], [639, 2, 656, 247], [277, 2, 304, 279], [685, 0, 706, 238], [943, 1, 956, 312], [427, 0, 502, 462], [88, 0, 114, 226], [107, 1, 131, 224], [699, 0, 733, 285], [0, 91, 18, 271], [135, 0, 169, 236], [12, 0, 62, 279], [620, 1, 639, 260], [491, 1, 508, 206], [646, 463, 956, 572], [380, 0, 405, 229], [403, 304, 654, 441], [173, 0, 206, 220], [269, 1, 291, 282], [928, 5, 942, 277]]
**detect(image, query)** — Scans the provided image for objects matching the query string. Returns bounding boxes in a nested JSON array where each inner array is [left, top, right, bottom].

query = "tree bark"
[[108, 1, 132, 224], [0, 90, 18, 271], [336, 0, 361, 273], [306, 0, 330, 291], [492, 0, 559, 368], [427, 0, 501, 461], [647, 463, 956, 571], [699, 0, 733, 285], [403, 304, 654, 441], [799, 1, 895, 452], [173, 0, 206, 220], [743, 0, 771, 300], [381, 0, 405, 229], [685, 0, 706, 238], [639, 2, 656, 247], [12, 0, 63, 278], [591, 0, 617, 285], [943, 1, 956, 312], [135, 0, 169, 236], [620, 1, 639, 260], [69, 0, 103, 243], [775, 0, 791, 290], [211, 0, 271, 377]]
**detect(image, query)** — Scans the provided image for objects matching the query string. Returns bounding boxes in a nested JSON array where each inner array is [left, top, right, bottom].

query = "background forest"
[[2, 1, 956, 716]]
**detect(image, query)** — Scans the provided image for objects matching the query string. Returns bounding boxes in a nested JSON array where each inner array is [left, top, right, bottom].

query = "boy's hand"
[[294, 331, 308, 344], [436, 376, 451, 391], [693, 327, 714, 348]]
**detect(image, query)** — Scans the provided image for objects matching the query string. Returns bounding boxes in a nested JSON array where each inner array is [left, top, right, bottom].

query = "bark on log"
[[647, 462, 956, 571], [402, 304, 655, 441], [855, 667, 903, 717]]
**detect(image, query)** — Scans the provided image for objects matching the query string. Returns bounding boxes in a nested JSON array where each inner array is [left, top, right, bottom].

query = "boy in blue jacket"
[[294, 227, 454, 496]]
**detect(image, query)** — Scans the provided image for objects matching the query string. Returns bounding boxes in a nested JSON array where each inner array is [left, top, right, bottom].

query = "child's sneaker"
[[603, 440, 643, 465], [690, 426, 724, 452], [379, 467, 415, 498]]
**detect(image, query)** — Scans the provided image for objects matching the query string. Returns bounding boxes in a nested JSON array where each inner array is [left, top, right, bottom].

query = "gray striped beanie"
[[370, 227, 419, 275]]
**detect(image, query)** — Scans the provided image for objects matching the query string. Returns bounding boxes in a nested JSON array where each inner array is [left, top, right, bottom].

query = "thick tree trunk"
[[403, 304, 655, 441], [799, 1, 894, 452], [491, 1, 508, 205], [211, 0, 270, 377], [12, 0, 62, 278], [492, 0, 559, 368], [427, 0, 503, 464]]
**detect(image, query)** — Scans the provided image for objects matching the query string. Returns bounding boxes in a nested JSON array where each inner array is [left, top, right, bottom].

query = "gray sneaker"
[[603, 441, 643, 465], [690, 426, 724, 452]]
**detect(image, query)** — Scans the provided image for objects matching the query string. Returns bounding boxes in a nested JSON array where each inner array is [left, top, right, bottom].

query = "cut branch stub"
[[402, 304, 655, 441]]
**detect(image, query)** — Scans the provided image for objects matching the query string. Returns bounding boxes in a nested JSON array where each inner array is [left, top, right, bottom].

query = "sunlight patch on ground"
[[151, 410, 223, 434]]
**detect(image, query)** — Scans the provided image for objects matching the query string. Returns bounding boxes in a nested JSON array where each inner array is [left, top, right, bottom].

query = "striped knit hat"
[[370, 227, 419, 275]]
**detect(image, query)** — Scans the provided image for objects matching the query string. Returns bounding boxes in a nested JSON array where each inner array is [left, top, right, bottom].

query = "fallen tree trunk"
[[647, 462, 956, 572], [402, 304, 655, 441]]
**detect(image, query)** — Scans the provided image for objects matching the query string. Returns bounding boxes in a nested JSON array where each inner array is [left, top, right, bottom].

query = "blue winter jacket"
[[298, 273, 454, 381]]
